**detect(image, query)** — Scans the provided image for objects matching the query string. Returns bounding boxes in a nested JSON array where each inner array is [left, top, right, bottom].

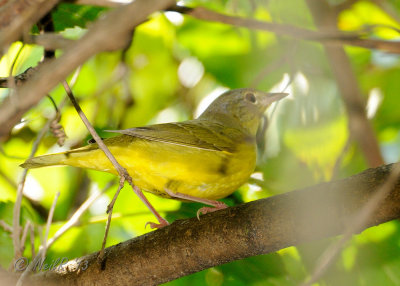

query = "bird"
[[21, 88, 287, 227]]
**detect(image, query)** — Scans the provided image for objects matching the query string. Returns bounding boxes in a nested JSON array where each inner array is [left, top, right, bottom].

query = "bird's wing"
[[106, 121, 245, 153]]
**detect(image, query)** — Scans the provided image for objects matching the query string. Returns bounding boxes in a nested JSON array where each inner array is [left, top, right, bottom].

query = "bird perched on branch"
[[21, 88, 287, 227]]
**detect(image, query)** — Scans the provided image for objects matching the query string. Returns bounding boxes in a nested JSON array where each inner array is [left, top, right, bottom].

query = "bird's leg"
[[128, 183, 169, 229], [164, 189, 228, 220]]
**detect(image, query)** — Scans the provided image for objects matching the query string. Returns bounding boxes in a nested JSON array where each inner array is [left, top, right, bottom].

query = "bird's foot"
[[164, 188, 229, 220], [196, 201, 228, 220], [145, 218, 169, 229]]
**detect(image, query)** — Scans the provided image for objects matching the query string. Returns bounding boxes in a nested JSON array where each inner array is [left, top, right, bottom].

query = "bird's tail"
[[20, 152, 69, 169]]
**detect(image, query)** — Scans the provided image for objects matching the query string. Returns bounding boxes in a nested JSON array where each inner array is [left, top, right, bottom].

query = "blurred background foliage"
[[1, 0, 400, 285]]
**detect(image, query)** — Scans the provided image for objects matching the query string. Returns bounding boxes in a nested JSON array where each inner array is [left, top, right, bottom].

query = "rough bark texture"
[[0, 0, 59, 51], [18, 163, 400, 286]]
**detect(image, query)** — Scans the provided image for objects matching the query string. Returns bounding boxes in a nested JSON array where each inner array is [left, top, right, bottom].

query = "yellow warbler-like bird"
[[21, 88, 287, 227]]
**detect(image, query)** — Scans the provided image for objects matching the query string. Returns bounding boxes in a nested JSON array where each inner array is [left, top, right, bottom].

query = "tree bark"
[[18, 163, 400, 285], [0, 0, 176, 141]]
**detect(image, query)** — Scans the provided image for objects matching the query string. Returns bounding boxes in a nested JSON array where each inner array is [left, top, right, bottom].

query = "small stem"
[[98, 181, 123, 265], [0, 220, 13, 232], [41, 191, 59, 261]]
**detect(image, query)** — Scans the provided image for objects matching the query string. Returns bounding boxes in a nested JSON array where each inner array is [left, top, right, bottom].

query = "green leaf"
[[52, 3, 107, 32]]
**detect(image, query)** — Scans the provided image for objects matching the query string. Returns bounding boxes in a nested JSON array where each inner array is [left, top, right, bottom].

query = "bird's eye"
[[245, 93, 256, 103]]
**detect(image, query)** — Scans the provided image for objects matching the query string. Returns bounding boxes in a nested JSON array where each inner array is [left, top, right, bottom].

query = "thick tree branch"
[[0, 0, 59, 55], [0, 0, 175, 141], [27, 33, 74, 51], [19, 163, 400, 285]]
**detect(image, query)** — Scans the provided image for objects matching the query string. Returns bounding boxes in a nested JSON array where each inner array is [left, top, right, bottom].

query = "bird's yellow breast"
[[62, 137, 256, 200]]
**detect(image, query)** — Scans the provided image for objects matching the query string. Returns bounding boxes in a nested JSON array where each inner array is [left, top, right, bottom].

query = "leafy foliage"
[[1, 0, 400, 285], [52, 3, 106, 32]]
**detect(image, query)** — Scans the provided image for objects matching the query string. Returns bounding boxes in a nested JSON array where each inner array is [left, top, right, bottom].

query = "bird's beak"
[[259, 92, 288, 107], [266, 92, 288, 103]]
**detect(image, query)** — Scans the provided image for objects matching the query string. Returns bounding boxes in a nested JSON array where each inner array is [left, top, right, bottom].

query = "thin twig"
[[98, 182, 123, 264], [15, 180, 114, 285], [62, 80, 168, 230], [0, 220, 13, 232], [7, 43, 25, 88], [10, 44, 25, 73], [12, 120, 51, 264], [20, 221, 32, 255], [41, 192, 60, 261], [46, 180, 115, 249], [62, 81, 129, 177], [30, 224, 35, 258], [16, 191, 59, 286], [12, 91, 69, 267], [167, 5, 400, 54], [62, 80, 131, 252]]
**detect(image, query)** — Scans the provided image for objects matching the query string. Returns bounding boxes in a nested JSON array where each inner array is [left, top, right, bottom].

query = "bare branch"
[[12, 116, 53, 263], [16, 192, 58, 286], [30, 224, 35, 258], [0, 220, 13, 233], [166, 5, 400, 53], [11, 92, 69, 267], [20, 221, 32, 254], [16, 181, 114, 284], [41, 192, 60, 261], [46, 180, 115, 249]]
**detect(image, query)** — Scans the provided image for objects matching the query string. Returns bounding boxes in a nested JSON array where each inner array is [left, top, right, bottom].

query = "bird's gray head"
[[199, 88, 287, 136]]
